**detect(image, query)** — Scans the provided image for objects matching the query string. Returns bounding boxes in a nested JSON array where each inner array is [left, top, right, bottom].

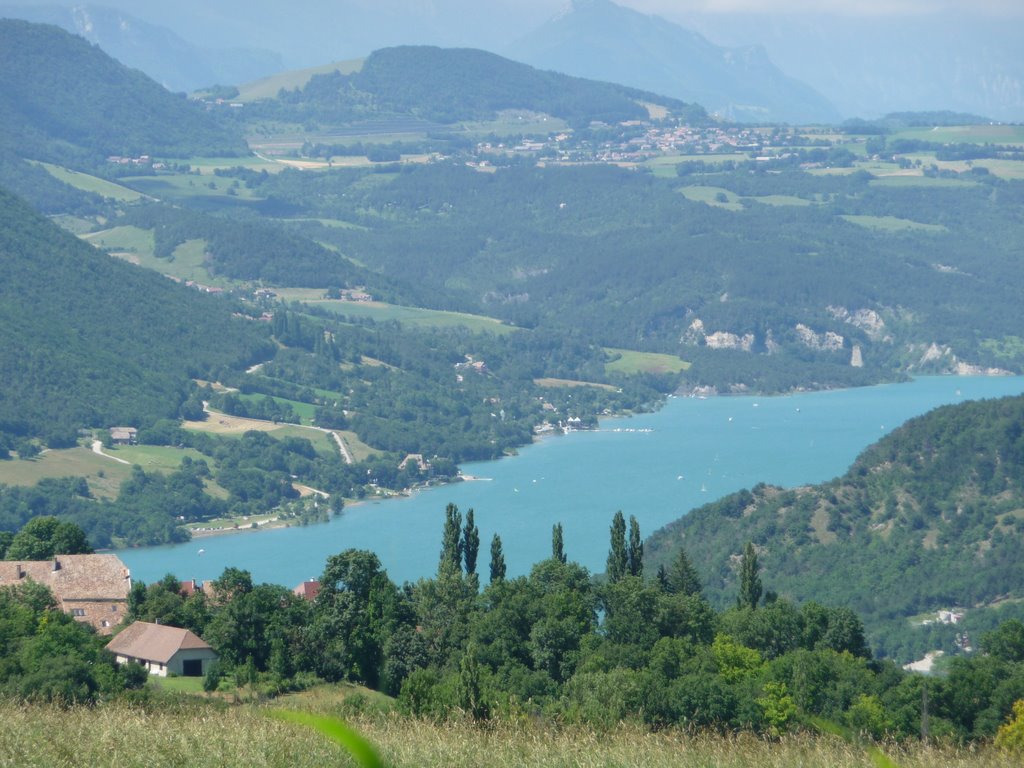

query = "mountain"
[[646, 394, 1024, 660], [0, 187, 273, 445], [0, 19, 247, 165], [0, 4, 283, 92], [256, 45, 704, 127], [507, 0, 839, 124], [677, 12, 1024, 123]]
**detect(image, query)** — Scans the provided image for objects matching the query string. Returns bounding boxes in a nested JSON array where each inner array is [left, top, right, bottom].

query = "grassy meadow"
[[0, 699, 1018, 768], [31, 162, 147, 202], [0, 446, 130, 499], [604, 348, 690, 375]]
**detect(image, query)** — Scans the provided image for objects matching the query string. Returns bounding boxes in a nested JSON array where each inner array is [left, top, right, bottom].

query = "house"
[[109, 426, 137, 445], [293, 580, 321, 601], [106, 621, 218, 677], [0, 554, 131, 634]]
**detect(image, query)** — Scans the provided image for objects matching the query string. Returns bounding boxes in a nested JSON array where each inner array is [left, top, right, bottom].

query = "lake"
[[118, 376, 1024, 588]]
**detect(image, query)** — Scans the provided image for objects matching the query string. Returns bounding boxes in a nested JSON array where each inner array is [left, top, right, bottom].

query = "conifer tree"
[[627, 515, 643, 577], [737, 542, 763, 610], [667, 548, 702, 597], [606, 511, 627, 583], [489, 533, 506, 583], [552, 522, 566, 564], [463, 508, 480, 576]]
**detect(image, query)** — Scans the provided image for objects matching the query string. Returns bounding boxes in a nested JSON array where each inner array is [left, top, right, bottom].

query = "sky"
[[621, 0, 1024, 15]]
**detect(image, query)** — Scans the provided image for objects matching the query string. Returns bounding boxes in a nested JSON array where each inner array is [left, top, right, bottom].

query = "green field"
[[30, 161, 146, 202], [891, 124, 1024, 145], [645, 153, 750, 178], [841, 215, 948, 233], [119, 172, 264, 202], [867, 175, 979, 188], [234, 392, 318, 425], [81, 225, 154, 254], [83, 228, 230, 287], [0, 447, 131, 499], [678, 185, 744, 211], [534, 377, 618, 392], [276, 291, 515, 334], [750, 194, 814, 207], [234, 59, 364, 102], [103, 444, 211, 472], [604, 348, 690, 375]]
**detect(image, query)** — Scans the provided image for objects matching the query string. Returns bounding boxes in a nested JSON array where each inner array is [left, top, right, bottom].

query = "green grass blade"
[[269, 709, 383, 768]]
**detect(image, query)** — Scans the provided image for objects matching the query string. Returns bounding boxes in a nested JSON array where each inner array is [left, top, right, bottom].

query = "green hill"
[[0, 19, 247, 165], [0, 187, 273, 445], [646, 393, 1024, 660], [257, 45, 705, 127]]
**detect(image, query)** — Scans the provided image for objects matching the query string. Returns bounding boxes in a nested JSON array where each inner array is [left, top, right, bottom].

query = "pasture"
[[31, 162, 146, 202], [890, 124, 1024, 145], [678, 185, 744, 210], [0, 447, 130, 499], [234, 58, 364, 102], [533, 378, 618, 392], [275, 291, 515, 334], [840, 215, 948, 233], [604, 348, 690, 375]]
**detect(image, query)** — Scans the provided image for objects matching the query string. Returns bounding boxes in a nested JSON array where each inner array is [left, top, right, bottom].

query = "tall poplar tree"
[[737, 542, 763, 610], [463, 508, 480, 576], [489, 533, 506, 583], [627, 515, 643, 577], [606, 511, 627, 583], [439, 502, 462, 575], [552, 523, 566, 564]]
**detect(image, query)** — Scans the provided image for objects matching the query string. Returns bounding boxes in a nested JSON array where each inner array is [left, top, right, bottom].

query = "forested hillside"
[[647, 394, 1024, 660], [0, 188, 272, 445], [0, 19, 247, 166], [252, 45, 704, 127], [220, 161, 1024, 389]]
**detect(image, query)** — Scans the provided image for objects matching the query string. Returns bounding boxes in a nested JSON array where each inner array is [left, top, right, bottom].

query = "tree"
[[737, 542, 762, 610], [462, 508, 479, 576], [552, 523, 566, 564], [606, 511, 627, 583], [627, 515, 643, 577], [489, 533, 506, 583], [5, 517, 92, 560], [666, 549, 702, 597], [439, 503, 462, 575]]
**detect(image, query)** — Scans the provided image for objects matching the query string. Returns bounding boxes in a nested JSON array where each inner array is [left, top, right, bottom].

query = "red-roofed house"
[[106, 621, 218, 677], [293, 579, 320, 601]]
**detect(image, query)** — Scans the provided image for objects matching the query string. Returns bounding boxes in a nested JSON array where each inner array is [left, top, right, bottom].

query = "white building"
[[106, 621, 217, 677]]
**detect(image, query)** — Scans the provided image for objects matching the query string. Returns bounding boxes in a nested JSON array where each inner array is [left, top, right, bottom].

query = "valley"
[[2, 12, 1024, 757]]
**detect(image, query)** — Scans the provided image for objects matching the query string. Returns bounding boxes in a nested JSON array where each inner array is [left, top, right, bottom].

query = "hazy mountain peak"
[[508, 0, 838, 123]]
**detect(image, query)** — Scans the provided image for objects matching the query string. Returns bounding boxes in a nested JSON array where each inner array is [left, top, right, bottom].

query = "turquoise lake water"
[[117, 376, 1024, 588]]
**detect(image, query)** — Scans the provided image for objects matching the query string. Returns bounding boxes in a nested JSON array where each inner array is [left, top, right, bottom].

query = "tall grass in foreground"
[[0, 702, 1017, 768]]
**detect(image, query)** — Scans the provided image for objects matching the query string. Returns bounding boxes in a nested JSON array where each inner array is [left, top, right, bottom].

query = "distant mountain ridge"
[[507, 0, 839, 124], [258, 45, 706, 127], [0, 3, 283, 91]]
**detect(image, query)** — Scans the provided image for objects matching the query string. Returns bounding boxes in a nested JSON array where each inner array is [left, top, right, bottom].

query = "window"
[[71, 608, 86, 617], [111, 605, 119, 612]]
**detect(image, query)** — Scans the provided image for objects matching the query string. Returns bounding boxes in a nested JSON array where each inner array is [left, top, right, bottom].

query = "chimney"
[[16, 564, 24, 579], [52, 558, 61, 571]]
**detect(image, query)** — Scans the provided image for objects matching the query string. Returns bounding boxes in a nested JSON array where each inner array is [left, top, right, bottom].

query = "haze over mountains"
[[3, 0, 1022, 121]]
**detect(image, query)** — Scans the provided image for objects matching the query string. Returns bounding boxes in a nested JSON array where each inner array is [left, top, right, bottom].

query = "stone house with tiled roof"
[[0, 554, 131, 634], [106, 621, 218, 677]]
